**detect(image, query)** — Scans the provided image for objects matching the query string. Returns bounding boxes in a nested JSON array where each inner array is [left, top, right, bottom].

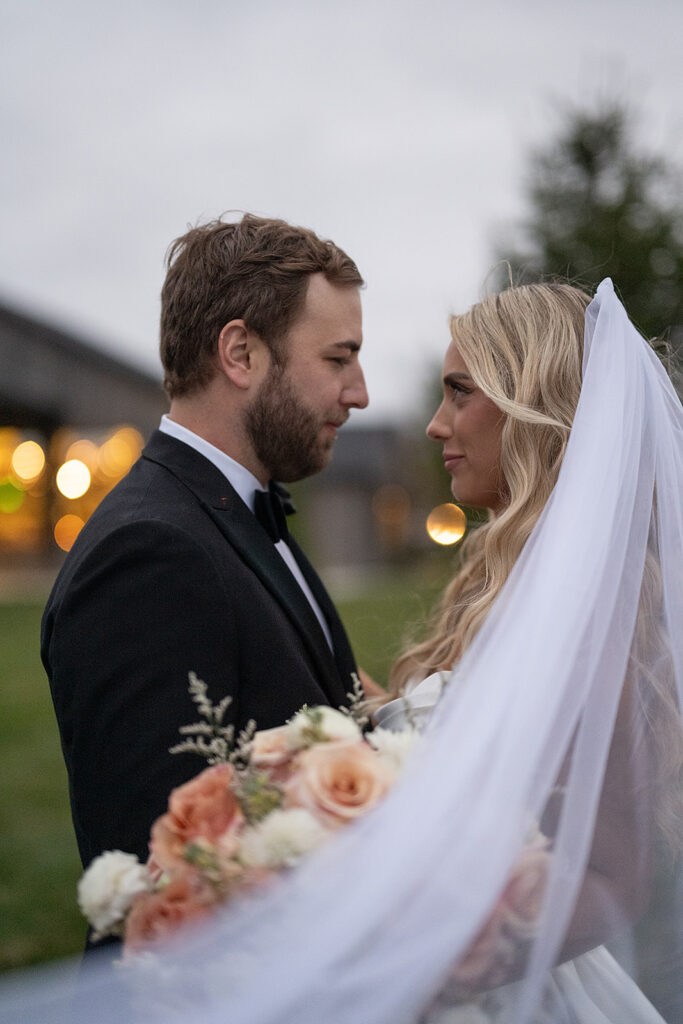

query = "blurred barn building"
[[0, 301, 433, 584]]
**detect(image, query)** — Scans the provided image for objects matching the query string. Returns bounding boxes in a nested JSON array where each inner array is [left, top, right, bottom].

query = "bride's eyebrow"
[[444, 372, 474, 385]]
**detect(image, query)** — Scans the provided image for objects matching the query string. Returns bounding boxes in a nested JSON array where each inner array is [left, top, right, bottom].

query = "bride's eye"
[[447, 381, 473, 398]]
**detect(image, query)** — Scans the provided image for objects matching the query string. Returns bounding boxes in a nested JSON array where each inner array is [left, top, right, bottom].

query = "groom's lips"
[[323, 417, 349, 437]]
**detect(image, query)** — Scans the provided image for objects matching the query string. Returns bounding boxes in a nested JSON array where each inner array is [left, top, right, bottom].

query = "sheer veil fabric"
[[3, 279, 682, 1023]]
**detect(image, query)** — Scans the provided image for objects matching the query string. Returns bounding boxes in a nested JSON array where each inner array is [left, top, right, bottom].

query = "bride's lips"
[[443, 453, 465, 472]]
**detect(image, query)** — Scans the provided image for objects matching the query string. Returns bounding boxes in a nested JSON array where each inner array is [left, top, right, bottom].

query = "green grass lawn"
[[0, 562, 448, 971], [334, 562, 448, 686], [0, 601, 84, 970]]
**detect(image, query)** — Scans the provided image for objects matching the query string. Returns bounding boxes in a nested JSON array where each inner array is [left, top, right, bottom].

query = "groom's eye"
[[327, 342, 360, 367]]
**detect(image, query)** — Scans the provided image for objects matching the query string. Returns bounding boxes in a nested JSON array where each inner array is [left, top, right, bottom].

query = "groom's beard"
[[245, 364, 336, 483]]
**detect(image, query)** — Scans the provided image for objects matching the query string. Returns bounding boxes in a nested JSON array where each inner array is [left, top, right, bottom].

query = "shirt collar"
[[159, 415, 265, 511]]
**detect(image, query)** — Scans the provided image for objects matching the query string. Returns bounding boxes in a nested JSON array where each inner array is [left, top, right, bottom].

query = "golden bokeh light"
[[0, 423, 145, 555], [54, 514, 85, 552], [66, 438, 99, 468], [117, 426, 144, 450], [98, 427, 143, 477], [0, 429, 21, 478], [426, 502, 467, 546], [372, 484, 411, 525], [372, 484, 411, 551], [56, 459, 91, 499], [11, 440, 46, 483]]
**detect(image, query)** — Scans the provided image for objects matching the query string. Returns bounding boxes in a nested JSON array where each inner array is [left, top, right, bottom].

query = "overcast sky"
[[2, 0, 682, 424]]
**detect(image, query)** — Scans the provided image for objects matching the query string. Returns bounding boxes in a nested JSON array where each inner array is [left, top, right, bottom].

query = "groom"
[[42, 214, 369, 876]]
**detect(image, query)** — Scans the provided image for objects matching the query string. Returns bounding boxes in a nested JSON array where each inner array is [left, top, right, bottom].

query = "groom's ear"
[[217, 321, 270, 390]]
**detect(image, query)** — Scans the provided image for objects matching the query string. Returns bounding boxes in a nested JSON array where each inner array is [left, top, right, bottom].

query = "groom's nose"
[[342, 366, 369, 409]]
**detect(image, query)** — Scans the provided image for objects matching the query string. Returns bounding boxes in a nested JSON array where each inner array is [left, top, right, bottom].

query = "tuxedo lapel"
[[141, 432, 349, 706]]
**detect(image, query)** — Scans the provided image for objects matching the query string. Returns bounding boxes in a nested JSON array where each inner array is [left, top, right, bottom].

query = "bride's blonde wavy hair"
[[388, 280, 683, 851], [389, 282, 589, 693]]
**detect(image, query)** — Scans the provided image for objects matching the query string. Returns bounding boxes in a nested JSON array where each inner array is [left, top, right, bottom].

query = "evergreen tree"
[[496, 101, 683, 345]]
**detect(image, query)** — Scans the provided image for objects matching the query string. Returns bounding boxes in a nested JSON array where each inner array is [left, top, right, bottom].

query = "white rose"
[[431, 1004, 491, 1024], [250, 724, 297, 767], [366, 726, 419, 772], [77, 850, 152, 938], [239, 809, 331, 869], [288, 706, 361, 746]]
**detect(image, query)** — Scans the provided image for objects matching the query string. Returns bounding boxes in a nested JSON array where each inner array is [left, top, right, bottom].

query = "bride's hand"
[[357, 667, 386, 699]]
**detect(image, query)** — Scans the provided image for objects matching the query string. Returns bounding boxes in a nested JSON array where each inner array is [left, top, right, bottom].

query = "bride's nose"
[[427, 402, 450, 441]]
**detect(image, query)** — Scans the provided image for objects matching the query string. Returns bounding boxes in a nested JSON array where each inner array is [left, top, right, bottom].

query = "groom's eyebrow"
[[331, 340, 362, 352]]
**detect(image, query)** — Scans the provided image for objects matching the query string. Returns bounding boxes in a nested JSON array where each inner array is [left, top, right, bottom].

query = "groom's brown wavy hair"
[[159, 213, 364, 399]]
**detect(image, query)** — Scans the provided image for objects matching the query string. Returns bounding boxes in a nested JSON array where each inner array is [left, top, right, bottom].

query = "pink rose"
[[283, 740, 395, 828], [149, 763, 242, 873], [500, 846, 551, 939], [250, 725, 296, 769], [124, 873, 213, 953], [447, 845, 551, 994], [449, 907, 507, 989]]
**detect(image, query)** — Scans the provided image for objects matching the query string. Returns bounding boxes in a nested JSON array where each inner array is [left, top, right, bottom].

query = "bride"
[[2, 279, 682, 1023], [375, 279, 683, 1021]]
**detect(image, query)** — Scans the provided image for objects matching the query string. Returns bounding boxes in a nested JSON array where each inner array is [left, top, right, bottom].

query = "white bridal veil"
[[2, 279, 682, 1023]]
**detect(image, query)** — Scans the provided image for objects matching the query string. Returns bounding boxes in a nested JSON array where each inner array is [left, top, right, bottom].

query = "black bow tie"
[[253, 482, 296, 544]]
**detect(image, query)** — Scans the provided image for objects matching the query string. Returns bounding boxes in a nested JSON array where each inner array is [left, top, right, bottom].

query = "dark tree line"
[[495, 101, 683, 347]]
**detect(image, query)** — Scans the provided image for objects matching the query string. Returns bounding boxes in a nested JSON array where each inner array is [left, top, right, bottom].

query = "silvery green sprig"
[[340, 672, 370, 729], [169, 672, 256, 766]]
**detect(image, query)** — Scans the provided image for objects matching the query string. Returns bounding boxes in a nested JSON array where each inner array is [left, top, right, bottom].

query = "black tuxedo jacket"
[[42, 431, 357, 869]]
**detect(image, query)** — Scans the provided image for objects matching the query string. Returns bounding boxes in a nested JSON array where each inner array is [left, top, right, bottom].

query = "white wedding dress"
[[375, 674, 667, 1024]]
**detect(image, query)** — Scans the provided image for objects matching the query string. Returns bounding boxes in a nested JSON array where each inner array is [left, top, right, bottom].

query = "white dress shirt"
[[158, 415, 333, 650]]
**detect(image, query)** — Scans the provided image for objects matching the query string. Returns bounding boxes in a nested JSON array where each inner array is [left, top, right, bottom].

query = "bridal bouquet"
[[78, 673, 552, 996], [77, 674, 419, 955]]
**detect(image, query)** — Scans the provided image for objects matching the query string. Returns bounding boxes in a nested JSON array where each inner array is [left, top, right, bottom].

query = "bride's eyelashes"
[[446, 380, 474, 399]]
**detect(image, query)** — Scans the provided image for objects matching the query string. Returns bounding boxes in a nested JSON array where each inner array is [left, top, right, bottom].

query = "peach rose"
[[124, 873, 213, 953], [500, 846, 551, 939], [283, 740, 395, 828], [149, 763, 242, 873], [250, 725, 296, 768]]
